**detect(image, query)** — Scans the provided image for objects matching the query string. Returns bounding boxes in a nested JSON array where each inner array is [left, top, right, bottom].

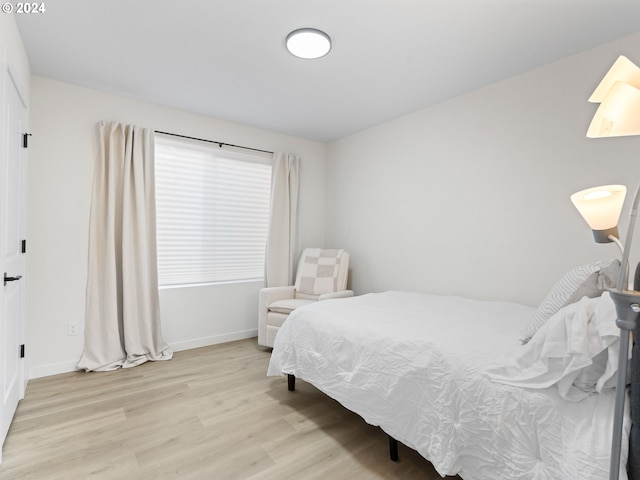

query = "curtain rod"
[[155, 130, 274, 155]]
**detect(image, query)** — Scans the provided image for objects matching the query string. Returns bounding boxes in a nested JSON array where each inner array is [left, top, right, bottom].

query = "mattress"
[[267, 290, 629, 480]]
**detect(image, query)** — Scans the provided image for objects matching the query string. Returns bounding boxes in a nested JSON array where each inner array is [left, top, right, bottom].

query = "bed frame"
[[287, 374, 402, 460]]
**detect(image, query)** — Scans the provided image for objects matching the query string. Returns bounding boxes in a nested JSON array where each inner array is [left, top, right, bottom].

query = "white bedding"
[[487, 293, 625, 402], [267, 290, 630, 480]]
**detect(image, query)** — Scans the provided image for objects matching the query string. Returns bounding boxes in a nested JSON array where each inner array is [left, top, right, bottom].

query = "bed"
[[267, 260, 635, 480]]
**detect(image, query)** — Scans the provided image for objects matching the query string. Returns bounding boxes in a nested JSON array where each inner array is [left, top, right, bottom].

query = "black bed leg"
[[287, 374, 296, 391], [389, 435, 399, 462]]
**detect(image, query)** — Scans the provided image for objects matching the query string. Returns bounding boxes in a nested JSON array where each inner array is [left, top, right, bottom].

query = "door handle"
[[4, 273, 22, 286]]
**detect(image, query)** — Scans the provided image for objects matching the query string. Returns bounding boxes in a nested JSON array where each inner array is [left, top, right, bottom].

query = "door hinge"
[[4, 273, 22, 286], [23, 133, 32, 148], [21, 239, 26, 254], [20, 344, 25, 358]]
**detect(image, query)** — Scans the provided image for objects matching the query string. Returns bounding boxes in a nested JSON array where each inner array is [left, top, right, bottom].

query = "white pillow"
[[487, 292, 627, 402], [572, 349, 608, 393], [521, 259, 620, 344]]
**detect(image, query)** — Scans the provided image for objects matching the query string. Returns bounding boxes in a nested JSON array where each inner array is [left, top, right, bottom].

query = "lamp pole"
[[609, 182, 640, 480]]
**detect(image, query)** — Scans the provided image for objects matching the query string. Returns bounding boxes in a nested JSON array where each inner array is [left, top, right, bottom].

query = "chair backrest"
[[293, 248, 350, 300]]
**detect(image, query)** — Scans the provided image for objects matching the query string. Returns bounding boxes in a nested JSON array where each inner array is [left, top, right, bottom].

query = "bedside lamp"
[[571, 185, 626, 246], [572, 55, 640, 480], [588, 55, 640, 138]]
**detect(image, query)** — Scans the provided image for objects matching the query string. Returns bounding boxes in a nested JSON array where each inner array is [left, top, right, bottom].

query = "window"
[[154, 134, 272, 286]]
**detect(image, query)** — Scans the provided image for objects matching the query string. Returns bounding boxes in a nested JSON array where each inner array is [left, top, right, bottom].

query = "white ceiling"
[[15, 0, 640, 143]]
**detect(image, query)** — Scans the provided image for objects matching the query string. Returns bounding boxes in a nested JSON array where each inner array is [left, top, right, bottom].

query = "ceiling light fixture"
[[286, 28, 331, 59]]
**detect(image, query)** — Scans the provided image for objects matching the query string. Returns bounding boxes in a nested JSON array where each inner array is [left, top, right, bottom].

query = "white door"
[[0, 58, 27, 463]]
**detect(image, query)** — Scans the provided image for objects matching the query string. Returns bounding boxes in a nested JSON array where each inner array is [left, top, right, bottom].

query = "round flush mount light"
[[286, 28, 331, 59]]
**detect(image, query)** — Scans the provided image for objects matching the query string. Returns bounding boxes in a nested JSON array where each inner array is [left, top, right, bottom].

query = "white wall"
[[326, 32, 640, 306], [27, 76, 326, 377], [19, 26, 640, 377]]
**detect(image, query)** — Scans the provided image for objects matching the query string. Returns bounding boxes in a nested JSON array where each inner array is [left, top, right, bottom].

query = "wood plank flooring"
[[0, 339, 458, 479]]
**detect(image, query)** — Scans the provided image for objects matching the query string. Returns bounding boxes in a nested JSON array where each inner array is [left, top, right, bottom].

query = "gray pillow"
[[521, 259, 620, 344]]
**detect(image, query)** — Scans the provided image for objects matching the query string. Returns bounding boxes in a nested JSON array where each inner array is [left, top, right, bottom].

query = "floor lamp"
[[571, 55, 640, 480]]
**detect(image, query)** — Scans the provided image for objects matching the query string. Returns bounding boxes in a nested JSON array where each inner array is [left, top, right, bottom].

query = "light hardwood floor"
[[0, 339, 459, 480]]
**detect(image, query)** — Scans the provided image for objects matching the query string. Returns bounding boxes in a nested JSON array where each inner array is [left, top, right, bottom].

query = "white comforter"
[[267, 290, 628, 480], [487, 293, 625, 402]]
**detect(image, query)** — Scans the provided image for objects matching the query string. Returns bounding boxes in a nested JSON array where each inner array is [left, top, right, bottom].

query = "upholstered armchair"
[[258, 248, 353, 348]]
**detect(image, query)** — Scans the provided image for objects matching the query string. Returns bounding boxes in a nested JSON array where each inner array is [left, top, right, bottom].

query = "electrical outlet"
[[67, 321, 79, 336]]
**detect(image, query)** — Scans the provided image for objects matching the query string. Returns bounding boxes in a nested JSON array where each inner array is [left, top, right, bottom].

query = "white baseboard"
[[28, 329, 258, 379], [168, 329, 258, 352], [29, 360, 81, 379]]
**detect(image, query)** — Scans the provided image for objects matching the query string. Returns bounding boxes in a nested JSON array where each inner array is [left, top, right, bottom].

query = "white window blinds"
[[154, 134, 272, 286]]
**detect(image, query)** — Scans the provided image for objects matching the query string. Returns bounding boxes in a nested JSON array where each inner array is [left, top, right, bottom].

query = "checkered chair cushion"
[[294, 248, 347, 295]]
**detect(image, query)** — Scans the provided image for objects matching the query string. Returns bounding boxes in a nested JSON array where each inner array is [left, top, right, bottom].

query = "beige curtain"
[[77, 121, 172, 372], [265, 152, 300, 287]]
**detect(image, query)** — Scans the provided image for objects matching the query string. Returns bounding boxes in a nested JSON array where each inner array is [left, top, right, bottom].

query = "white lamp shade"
[[589, 55, 640, 103], [587, 81, 640, 138], [571, 185, 626, 232]]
